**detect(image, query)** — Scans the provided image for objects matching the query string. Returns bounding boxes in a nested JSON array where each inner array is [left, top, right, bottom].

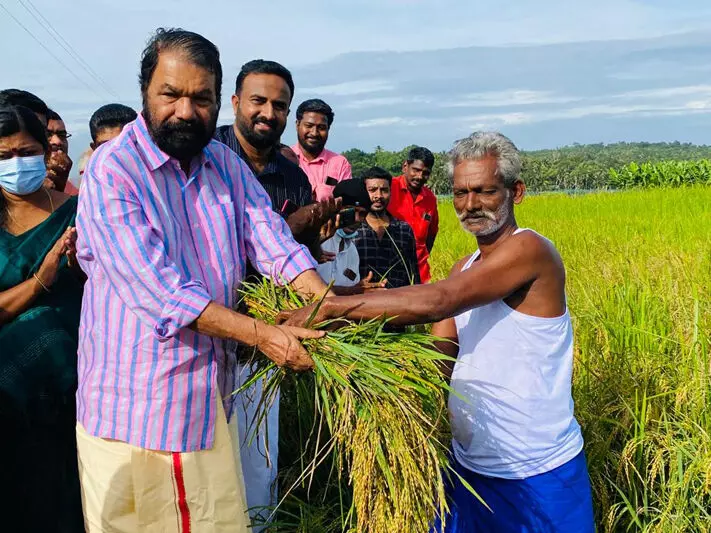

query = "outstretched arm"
[[281, 231, 550, 327]]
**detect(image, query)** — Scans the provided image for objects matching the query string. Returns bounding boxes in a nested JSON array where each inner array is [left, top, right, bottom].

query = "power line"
[[0, 1, 107, 100], [19, 0, 119, 99]]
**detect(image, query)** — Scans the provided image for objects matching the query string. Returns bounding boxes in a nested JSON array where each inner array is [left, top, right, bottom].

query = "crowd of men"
[[0, 26, 594, 533]]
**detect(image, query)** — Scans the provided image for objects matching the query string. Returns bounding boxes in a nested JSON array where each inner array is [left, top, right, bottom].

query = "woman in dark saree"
[[0, 105, 84, 532]]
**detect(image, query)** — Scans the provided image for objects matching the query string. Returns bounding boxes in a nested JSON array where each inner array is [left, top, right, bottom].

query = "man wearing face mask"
[[0, 104, 83, 532], [316, 179, 386, 295], [74, 29, 329, 533]]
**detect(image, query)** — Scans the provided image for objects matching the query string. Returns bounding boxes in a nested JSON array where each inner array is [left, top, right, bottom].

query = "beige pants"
[[76, 399, 251, 533]]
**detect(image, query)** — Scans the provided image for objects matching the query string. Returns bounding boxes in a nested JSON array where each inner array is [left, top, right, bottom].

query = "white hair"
[[446, 131, 522, 187]]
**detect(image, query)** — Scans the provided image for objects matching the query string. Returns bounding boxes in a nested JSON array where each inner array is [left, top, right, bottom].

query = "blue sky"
[[3, 0, 711, 163]]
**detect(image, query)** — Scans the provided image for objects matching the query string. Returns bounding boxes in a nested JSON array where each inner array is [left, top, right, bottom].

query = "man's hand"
[[63, 226, 78, 268], [319, 217, 337, 243], [287, 197, 343, 240], [46, 151, 73, 183], [317, 250, 336, 264], [276, 303, 330, 329], [358, 271, 387, 291], [255, 321, 325, 371]]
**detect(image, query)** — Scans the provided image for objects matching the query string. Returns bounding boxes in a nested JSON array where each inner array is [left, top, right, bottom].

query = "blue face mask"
[[0, 155, 47, 195], [336, 228, 358, 239]]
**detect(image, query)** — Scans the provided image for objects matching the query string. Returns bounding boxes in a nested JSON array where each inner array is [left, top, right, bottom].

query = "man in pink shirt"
[[291, 99, 352, 201]]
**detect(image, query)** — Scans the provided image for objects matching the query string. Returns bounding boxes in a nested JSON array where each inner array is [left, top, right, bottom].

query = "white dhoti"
[[230, 362, 280, 533]]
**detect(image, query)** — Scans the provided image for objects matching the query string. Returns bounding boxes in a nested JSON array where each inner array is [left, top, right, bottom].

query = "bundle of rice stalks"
[[236, 278, 457, 533]]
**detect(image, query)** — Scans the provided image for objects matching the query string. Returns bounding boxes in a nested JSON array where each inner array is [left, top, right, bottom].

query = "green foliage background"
[[343, 142, 711, 193]]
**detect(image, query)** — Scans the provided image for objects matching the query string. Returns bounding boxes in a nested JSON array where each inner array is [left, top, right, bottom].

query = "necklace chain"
[[5, 187, 55, 232]]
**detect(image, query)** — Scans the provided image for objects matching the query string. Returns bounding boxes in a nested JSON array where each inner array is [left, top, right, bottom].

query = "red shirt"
[[64, 180, 80, 196], [387, 175, 439, 283]]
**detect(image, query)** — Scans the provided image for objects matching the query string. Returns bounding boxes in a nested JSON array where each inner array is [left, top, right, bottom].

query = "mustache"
[[456, 209, 497, 222], [253, 116, 278, 129], [159, 119, 205, 135]]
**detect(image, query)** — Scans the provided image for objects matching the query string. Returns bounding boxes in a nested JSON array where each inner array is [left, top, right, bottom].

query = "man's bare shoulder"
[[448, 254, 474, 277], [504, 229, 565, 279]]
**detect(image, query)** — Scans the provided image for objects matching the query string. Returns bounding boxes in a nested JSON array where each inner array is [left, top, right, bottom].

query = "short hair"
[[446, 131, 522, 188], [89, 103, 138, 142], [139, 28, 222, 104], [0, 104, 48, 151], [360, 166, 392, 184], [235, 60, 294, 101], [0, 89, 49, 119], [46, 109, 62, 122], [406, 146, 435, 168], [296, 99, 334, 126]]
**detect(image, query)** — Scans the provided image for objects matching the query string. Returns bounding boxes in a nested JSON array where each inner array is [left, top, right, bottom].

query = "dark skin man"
[[296, 111, 329, 160], [45, 115, 73, 191], [401, 157, 436, 252], [280, 153, 567, 378]]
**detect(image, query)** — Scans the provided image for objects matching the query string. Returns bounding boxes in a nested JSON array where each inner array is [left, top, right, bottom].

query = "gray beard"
[[457, 193, 512, 237]]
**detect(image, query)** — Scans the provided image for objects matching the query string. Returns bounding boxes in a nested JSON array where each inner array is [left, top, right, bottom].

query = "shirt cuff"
[[154, 281, 212, 341], [271, 244, 318, 286]]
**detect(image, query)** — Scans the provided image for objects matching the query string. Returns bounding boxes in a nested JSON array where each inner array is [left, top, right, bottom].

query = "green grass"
[[431, 187, 711, 532]]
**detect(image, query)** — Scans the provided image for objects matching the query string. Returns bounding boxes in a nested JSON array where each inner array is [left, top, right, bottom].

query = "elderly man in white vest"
[[280, 131, 595, 532]]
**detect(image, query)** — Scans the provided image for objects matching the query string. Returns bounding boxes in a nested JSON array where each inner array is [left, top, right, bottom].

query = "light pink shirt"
[[292, 144, 352, 201]]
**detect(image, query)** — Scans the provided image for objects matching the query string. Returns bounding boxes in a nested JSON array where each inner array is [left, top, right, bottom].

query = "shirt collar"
[[395, 174, 426, 203], [134, 113, 210, 173], [294, 143, 327, 164]]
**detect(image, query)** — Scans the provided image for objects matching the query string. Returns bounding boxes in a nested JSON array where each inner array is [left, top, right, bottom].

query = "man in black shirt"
[[356, 167, 420, 288], [214, 60, 339, 251], [215, 59, 339, 533]]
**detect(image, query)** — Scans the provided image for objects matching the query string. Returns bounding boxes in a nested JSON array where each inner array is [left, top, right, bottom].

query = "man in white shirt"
[[316, 179, 386, 294]]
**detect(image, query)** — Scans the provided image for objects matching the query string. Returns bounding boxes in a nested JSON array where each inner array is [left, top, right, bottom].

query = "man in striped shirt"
[[75, 28, 328, 533]]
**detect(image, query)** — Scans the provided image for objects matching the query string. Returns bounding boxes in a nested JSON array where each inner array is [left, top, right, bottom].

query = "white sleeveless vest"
[[449, 229, 584, 479]]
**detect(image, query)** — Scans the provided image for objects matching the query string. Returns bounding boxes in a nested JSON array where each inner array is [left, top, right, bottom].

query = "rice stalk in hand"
[[235, 278, 457, 533]]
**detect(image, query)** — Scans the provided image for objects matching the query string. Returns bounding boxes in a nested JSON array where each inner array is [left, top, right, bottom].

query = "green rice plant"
[[235, 278, 457, 533], [431, 187, 711, 532]]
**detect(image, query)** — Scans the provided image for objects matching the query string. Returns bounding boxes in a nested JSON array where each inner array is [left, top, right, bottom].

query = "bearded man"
[[281, 132, 595, 533], [75, 28, 328, 533]]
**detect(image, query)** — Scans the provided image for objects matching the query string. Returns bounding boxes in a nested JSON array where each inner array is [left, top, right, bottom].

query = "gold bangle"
[[33, 273, 50, 293]]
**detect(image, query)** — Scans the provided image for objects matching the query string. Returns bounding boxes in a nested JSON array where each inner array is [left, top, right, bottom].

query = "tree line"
[[343, 142, 711, 193]]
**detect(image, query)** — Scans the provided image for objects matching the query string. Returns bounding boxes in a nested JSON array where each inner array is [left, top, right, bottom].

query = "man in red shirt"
[[388, 146, 439, 283]]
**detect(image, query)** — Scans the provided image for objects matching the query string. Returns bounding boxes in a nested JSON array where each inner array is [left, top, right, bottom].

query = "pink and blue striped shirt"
[[76, 114, 316, 451]]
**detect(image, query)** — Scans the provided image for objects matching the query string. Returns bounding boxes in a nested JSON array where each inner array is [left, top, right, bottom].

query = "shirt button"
[[205, 161, 211, 168]]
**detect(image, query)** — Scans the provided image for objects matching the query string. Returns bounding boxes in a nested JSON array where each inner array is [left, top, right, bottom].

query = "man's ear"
[[231, 94, 240, 117], [512, 180, 526, 205]]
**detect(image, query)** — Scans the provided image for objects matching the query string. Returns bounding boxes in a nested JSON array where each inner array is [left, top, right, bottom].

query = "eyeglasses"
[[47, 130, 72, 140]]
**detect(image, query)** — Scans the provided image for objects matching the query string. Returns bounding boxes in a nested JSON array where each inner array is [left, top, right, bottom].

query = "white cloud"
[[356, 116, 435, 128], [442, 89, 579, 108], [612, 85, 711, 100], [300, 80, 395, 97], [343, 96, 433, 109]]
